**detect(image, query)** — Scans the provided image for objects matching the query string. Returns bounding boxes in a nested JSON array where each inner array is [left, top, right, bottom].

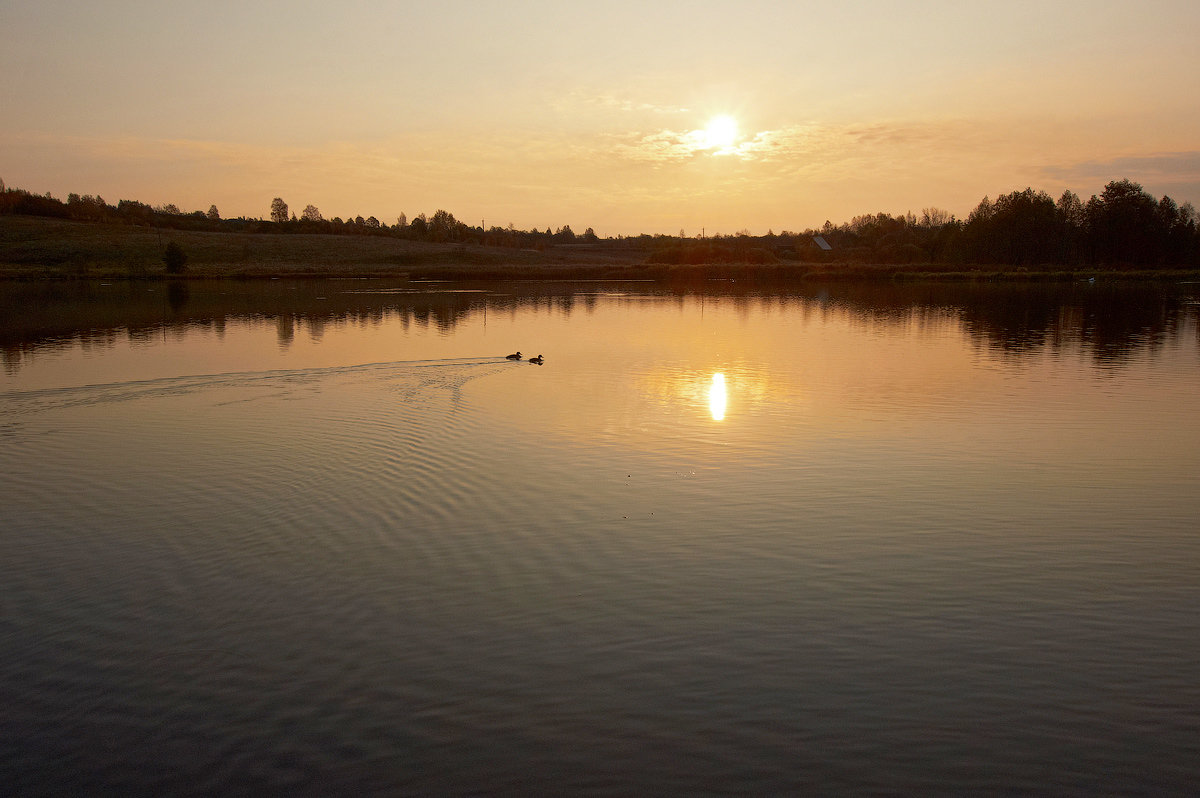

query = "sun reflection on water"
[[709, 372, 727, 421]]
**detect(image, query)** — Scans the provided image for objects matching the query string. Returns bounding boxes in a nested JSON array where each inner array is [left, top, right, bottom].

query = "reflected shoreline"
[[3, 278, 1198, 374]]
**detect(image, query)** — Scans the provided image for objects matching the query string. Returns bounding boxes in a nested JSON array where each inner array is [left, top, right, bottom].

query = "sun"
[[702, 115, 739, 149]]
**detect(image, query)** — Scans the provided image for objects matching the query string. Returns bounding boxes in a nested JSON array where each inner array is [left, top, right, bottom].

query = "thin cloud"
[[605, 126, 782, 164], [606, 118, 989, 169], [1042, 151, 1200, 184], [560, 89, 690, 115]]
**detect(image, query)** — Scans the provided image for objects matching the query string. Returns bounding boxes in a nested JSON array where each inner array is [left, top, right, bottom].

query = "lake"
[[3, 278, 1199, 795]]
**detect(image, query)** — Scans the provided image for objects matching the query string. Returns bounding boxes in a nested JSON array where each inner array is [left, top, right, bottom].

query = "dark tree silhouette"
[[270, 197, 289, 224], [1087, 179, 1160, 265], [428, 209, 461, 241], [1, 175, 1194, 269], [66, 193, 110, 221], [115, 199, 153, 224], [962, 188, 1062, 265], [409, 213, 428, 237], [163, 241, 187, 274]]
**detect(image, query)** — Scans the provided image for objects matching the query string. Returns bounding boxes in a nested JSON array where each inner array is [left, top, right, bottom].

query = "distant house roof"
[[813, 235, 833, 251]]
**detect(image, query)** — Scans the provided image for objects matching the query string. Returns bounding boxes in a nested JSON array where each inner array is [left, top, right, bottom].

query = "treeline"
[[0, 185, 261, 234], [650, 179, 1197, 268], [2, 176, 1197, 268], [0, 182, 607, 251], [956, 181, 1197, 267]]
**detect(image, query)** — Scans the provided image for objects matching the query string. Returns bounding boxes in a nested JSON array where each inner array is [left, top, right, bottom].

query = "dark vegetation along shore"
[[1, 177, 1197, 281], [4, 279, 1192, 374]]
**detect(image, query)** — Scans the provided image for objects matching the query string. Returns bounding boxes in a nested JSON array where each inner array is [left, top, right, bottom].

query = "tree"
[[1181, 201, 1198, 226], [207, 205, 220, 221], [301, 204, 323, 222], [117, 199, 154, 224], [270, 197, 289, 223], [163, 241, 188, 274], [429, 209, 460, 241], [1054, 190, 1087, 263], [961, 188, 1061, 265], [1056, 190, 1085, 228], [967, 197, 992, 224], [67, 193, 109, 221], [396, 212, 407, 229], [920, 207, 951, 228], [1156, 195, 1195, 264], [1087, 179, 1159, 265]]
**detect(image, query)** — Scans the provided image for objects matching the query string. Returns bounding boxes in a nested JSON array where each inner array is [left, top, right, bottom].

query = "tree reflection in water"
[[2, 278, 1197, 374]]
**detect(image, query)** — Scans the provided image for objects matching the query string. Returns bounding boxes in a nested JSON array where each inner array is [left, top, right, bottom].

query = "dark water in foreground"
[[2, 280, 1199, 795]]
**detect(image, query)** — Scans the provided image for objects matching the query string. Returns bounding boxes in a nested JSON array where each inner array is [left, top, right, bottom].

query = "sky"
[[3, 0, 1198, 236]]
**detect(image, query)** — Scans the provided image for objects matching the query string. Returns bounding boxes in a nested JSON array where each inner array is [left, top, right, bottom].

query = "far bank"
[[2, 215, 1197, 283]]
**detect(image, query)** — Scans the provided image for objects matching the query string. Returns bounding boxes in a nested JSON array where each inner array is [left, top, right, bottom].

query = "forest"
[[1, 177, 1196, 270]]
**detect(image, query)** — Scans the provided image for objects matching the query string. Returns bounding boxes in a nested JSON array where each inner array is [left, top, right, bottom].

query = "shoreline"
[[3, 215, 1197, 283], [3, 262, 1198, 284]]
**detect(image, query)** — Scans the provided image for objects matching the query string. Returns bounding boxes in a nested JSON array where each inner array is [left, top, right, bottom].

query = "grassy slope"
[[0, 216, 646, 279], [3, 215, 1197, 281]]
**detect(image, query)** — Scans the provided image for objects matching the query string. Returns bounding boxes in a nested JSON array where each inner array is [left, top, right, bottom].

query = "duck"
[[505, 351, 522, 360], [528, 355, 544, 364]]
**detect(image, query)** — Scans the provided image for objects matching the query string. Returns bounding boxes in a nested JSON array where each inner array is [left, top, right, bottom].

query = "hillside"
[[0, 215, 646, 280], [4, 214, 1198, 283]]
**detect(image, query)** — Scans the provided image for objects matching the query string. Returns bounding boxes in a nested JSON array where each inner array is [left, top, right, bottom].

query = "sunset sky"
[[3, 0, 1198, 236]]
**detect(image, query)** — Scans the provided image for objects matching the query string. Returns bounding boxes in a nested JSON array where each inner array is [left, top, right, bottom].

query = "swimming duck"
[[528, 355, 544, 364], [505, 351, 522, 360]]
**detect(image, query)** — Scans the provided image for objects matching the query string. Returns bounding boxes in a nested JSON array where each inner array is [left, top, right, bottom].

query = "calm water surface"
[[3, 279, 1200, 795]]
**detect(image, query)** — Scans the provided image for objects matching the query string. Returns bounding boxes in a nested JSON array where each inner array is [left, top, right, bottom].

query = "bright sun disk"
[[703, 115, 738, 149]]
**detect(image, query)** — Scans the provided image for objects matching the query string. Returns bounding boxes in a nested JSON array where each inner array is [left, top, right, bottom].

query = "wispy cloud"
[[1041, 152, 1200, 185], [604, 118, 989, 170], [604, 125, 790, 164], [559, 89, 690, 116]]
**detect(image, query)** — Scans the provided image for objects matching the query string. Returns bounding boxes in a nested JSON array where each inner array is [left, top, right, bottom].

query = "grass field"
[[3, 215, 1197, 282], [0, 215, 646, 280]]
